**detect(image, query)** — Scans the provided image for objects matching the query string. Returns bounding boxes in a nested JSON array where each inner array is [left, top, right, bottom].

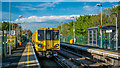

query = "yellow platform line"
[[27, 44, 30, 68], [92, 49, 120, 55]]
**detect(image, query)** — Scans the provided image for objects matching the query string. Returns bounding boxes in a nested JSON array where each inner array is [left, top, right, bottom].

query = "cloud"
[[37, 2, 59, 7], [2, 0, 64, 2], [83, 6, 90, 8], [113, 5, 119, 7], [21, 22, 58, 33], [83, 5, 93, 11], [14, 15, 80, 23], [16, 6, 46, 10], [17, 15, 80, 33], [16, 2, 59, 11], [36, 2, 59, 10], [16, 6, 31, 10], [16, 6, 31, 9], [83, 5, 99, 11]]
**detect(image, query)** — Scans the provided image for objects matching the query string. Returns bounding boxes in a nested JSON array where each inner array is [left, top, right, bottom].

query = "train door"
[[46, 30, 53, 49]]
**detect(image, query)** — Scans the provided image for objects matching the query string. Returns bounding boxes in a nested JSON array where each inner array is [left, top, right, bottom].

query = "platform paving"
[[2, 42, 40, 68]]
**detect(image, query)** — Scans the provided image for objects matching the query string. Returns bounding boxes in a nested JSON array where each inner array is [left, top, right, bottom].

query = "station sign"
[[106, 30, 112, 33], [11, 30, 15, 35]]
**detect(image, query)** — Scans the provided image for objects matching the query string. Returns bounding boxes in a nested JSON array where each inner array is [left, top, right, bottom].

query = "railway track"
[[35, 49, 69, 68], [38, 57, 61, 68], [33, 43, 111, 68], [35, 48, 110, 68], [57, 47, 111, 67], [37, 55, 70, 68]]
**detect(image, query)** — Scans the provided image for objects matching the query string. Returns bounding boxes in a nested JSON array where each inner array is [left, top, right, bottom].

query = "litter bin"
[[70, 39, 73, 44]]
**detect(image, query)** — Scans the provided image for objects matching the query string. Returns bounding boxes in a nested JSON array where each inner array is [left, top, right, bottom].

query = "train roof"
[[37, 27, 59, 30], [32, 27, 60, 34]]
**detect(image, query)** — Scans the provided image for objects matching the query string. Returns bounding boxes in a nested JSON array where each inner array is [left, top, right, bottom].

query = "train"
[[32, 27, 60, 58]]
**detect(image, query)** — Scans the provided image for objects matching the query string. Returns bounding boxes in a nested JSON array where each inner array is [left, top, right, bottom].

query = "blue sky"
[[2, 0, 119, 2], [1, 2, 119, 32]]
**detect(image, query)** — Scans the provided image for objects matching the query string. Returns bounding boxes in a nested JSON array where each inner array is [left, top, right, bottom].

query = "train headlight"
[[38, 44, 43, 48], [54, 44, 59, 48]]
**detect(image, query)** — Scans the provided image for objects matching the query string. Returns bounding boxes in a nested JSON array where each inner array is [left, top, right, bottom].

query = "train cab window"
[[38, 30, 44, 40], [53, 30, 59, 40], [46, 30, 51, 40]]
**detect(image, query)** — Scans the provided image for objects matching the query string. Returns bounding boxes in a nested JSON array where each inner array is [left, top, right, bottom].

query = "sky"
[[1, 2, 119, 33], [2, 0, 120, 2]]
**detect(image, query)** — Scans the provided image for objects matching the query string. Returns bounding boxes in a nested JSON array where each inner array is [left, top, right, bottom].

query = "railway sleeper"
[[57, 55, 77, 68], [58, 50, 98, 67], [61, 48, 110, 66]]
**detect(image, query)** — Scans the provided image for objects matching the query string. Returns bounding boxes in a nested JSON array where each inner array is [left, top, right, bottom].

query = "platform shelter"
[[88, 25, 120, 50]]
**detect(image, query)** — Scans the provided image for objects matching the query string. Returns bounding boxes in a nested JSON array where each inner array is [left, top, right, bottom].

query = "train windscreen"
[[53, 30, 59, 40], [46, 30, 52, 40], [46, 30, 59, 40], [38, 30, 59, 40], [38, 30, 44, 40]]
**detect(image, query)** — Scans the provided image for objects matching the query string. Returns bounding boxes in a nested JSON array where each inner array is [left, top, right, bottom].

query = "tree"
[[0, 22, 2, 31], [57, 6, 120, 36], [22, 29, 32, 39], [2, 21, 9, 31]]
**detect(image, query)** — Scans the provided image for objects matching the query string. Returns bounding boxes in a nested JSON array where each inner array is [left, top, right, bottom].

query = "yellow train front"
[[32, 27, 60, 58]]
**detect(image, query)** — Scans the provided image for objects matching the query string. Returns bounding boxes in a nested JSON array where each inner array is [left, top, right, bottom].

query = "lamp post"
[[9, 0, 11, 55], [97, 4, 103, 48], [111, 13, 118, 50], [61, 22, 62, 34], [18, 15, 23, 43], [60, 22, 63, 42], [70, 17, 76, 44], [61, 22, 63, 35], [16, 15, 23, 46]]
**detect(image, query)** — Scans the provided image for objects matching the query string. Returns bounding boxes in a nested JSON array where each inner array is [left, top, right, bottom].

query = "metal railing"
[[61, 35, 88, 45], [61, 33, 119, 50]]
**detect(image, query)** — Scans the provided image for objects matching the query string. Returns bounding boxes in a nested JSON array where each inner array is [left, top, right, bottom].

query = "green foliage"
[[22, 29, 32, 39], [57, 6, 120, 36], [0, 22, 2, 31], [2, 21, 9, 31], [2, 21, 22, 31]]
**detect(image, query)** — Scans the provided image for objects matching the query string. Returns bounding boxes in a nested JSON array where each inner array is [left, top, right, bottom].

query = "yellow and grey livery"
[[32, 27, 60, 58]]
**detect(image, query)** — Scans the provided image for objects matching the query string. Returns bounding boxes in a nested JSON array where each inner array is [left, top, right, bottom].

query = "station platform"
[[2, 42, 40, 68], [61, 42, 120, 58], [60, 42, 120, 66]]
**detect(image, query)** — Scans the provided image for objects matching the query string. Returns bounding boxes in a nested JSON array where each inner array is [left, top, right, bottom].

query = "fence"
[[0, 31, 2, 57], [0, 30, 20, 57], [61, 33, 119, 50], [61, 35, 88, 45]]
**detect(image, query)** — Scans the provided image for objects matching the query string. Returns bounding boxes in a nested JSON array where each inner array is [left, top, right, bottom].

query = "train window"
[[53, 30, 59, 40], [46, 30, 52, 40], [38, 30, 44, 40]]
